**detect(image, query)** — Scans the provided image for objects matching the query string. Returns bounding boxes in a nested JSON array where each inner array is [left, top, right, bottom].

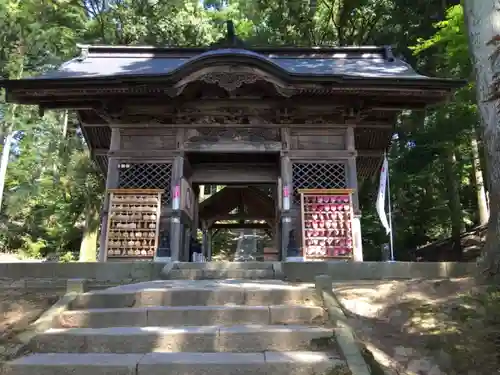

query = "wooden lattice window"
[[292, 162, 347, 204], [118, 162, 173, 204]]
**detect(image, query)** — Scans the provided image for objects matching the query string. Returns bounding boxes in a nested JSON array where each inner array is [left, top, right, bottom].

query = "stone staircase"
[[3, 263, 349, 375], [165, 261, 280, 280]]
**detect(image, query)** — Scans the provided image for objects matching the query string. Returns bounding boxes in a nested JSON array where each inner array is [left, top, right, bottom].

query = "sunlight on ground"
[[103, 279, 315, 293], [333, 278, 490, 375], [0, 289, 61, 362]]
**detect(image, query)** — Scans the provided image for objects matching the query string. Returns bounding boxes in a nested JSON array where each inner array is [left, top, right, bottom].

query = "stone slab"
[[4, 352, 347, 375], [167, 269, 276, 280], [71, 286, 320, 309], [283, 262, 330, 282], [218, 325, 334, 352], [30, 330, 87, 353], [71, 291, 137, 309], [2, 353, 142, 375], [32, 326, 219, 353], [161, 288, 246, 306], [264, 351, 346, 375], [203, 269, 276, 280], [58, 308, 148, 328], [137, 351, 346, 375], [101, 279, 294, 292], [88, 326, 218, 353], [0, 262, 165, 282], [167, 269, 205, 280], [30, 325, 336, 354], [269, 305, 327, 325], [146, 305, 271, 326], [24, 278, 67, 289], [244, 288, 320, 306], [282, 261, 476, 282], [66, 279, 88, 294], [0, 261, 475, 286], [173, 262, 274, 270], [138, 352, 267, 375]]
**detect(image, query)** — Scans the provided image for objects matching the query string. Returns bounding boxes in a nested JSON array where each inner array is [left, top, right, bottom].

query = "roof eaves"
[[1, 73, 466, 93]]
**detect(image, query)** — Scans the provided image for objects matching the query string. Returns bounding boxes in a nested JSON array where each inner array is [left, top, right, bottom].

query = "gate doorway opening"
[[183, 152, 281, 262]]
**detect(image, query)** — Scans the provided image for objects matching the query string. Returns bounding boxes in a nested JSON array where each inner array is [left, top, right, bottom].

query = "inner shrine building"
[[1, 30, 462, 263]]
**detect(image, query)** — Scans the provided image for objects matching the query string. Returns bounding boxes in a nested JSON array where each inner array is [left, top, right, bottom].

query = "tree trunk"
[[443, 148, 464, 260], [79, 204, 99, 262], [471, 134, 490, 225], [463, 0, 500, 282], [0, 130, 16, 213]]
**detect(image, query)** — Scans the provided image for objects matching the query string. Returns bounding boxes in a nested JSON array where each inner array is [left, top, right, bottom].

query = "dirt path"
[[333, 278, 476, 375], [0, 289, 61, 361]]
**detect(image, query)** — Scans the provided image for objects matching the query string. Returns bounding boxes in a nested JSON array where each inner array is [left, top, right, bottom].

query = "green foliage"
[[0, 0, 487, 262], [59, 251, 77, 263], [412, 5, 470, 75], [18, 235, 46, 259], [361, 3, 482, 260]]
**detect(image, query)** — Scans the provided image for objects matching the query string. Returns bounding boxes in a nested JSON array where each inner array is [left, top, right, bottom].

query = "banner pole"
[[385, 151, 395, 261]]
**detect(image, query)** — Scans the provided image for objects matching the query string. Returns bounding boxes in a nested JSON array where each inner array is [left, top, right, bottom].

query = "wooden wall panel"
[[190, 163, 277, 184], [290, 128, 346, 150], [120, 128, 176, 150]]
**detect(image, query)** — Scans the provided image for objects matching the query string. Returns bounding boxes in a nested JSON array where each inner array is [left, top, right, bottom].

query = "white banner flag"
[[376, 156, 391, 234]]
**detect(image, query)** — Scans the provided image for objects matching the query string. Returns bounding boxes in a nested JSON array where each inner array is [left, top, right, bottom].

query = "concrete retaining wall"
[[282, 261, 477, 282], [0, 261, 476, 288], [0, 262, 164, 289]]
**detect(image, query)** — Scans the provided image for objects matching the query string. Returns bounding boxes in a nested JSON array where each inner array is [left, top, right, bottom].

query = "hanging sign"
[[172, 185, 180, 210], [180, 178, 195, 220], [283, 185, 291, 210]]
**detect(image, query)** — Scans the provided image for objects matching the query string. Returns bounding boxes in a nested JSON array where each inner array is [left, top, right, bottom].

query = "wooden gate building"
[[1, 32, 462, 262]]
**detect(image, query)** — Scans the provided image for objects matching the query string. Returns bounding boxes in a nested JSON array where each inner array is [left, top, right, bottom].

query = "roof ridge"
[[75, 44, 390, 59]]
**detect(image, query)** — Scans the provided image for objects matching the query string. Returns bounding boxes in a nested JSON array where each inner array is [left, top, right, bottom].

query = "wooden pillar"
[[183, 225, 190, 261], [169, 154, 184, 262], [192, 185, 199, 238], [280, 152, 293, 260], [271, 183, 280, 253], [273, 217, 281, 255], [98, 127, 120, 262], [207, 228, 213, 261], [346, 126, 363, 261], [201, 221, 209, 258]]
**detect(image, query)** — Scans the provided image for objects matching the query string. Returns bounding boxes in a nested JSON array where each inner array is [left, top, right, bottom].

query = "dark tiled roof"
[[27, 45, 443, 82]]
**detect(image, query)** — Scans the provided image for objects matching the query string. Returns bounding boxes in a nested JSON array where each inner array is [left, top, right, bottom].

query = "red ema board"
[[299, 189, 354, 260]]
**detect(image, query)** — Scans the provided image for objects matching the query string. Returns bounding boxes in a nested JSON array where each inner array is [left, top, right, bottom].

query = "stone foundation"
[[0, 261, 476, 290]]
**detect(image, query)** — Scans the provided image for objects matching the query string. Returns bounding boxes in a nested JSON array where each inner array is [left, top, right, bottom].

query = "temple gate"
[[1, 27, 461, 262]]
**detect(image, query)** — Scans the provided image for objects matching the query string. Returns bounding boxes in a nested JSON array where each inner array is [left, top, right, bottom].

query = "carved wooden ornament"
[[171, 65, 296, 97]]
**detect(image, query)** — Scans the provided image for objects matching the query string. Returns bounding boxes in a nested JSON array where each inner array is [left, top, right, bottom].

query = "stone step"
[[3, 352, 346, 375], [71, 287, 320, 309], [31, 325, 335, 353], [167, 269, 276, 280], [57, 305, 327, 328], [173, 262, 275, 270]]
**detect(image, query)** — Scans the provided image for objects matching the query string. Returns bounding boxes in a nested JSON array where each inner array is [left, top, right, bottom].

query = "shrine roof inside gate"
[[7, 45, 461, 88]]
